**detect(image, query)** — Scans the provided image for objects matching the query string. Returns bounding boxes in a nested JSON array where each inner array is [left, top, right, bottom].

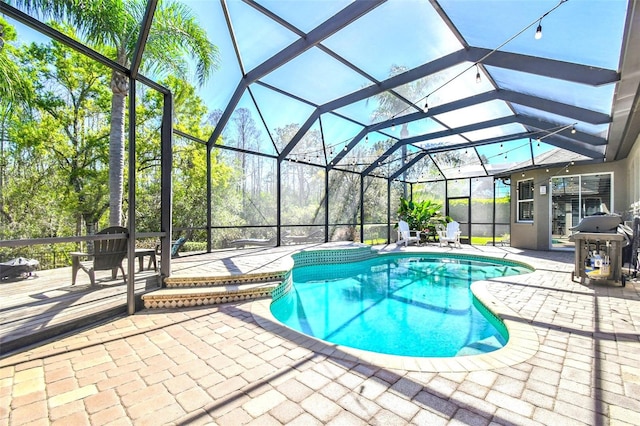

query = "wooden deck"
[[0, 261, 160, 355], [0, 244, 316, 356]]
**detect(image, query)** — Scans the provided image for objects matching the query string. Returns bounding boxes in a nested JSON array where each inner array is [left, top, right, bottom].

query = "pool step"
[[163, 270, 286, 288], [141, 272, 285, 309], [456, 335, 504, 356]]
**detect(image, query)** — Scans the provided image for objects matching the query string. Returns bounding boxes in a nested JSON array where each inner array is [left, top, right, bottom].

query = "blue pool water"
[[270, 255, 531, 357]]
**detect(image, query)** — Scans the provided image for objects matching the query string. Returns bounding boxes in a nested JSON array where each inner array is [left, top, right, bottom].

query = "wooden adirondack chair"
[[71, 226, 128, 286]]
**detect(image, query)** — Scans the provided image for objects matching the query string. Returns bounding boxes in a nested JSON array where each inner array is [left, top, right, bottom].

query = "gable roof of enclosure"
[[199, 0, 639, 182]]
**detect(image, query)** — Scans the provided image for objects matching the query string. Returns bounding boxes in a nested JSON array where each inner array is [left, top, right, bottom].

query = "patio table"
[[134, 248, 157, 272]]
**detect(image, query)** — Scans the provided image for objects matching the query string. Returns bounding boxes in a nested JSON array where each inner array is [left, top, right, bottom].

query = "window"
[[550, 173, 613, 248], [517, 179, 534, 222]]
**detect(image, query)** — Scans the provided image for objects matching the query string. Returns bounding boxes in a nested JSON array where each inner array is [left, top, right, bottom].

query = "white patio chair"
[[437, 221, 461, 248], [397, 220, 421, 246]]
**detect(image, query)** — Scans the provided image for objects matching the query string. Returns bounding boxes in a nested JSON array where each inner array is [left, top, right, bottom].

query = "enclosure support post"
[[160, 93, 173, 278], [206, 145, 212, 252], [360, 175, 365, 243], [387, 179, 392, 244], [493, 177, 497, 246], [276, 161, 282, 246], [325, 170, 330, 242], [402, 145, 408, 199], [444, 179, 449, 217], [127, 80, 137, 315]]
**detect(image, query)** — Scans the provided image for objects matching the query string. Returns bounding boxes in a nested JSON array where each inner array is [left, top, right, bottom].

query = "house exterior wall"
[[627, 134, 640, 217], [510, 156, 632, 251]]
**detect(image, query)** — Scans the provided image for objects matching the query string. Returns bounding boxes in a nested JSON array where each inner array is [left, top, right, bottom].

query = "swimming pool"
[[270, 254, 532, 357]]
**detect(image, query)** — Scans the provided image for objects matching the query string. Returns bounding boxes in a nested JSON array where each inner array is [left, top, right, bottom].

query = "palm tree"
[[1, 18, 34, 224], [0, 18, 33, 105], [13, 0, 220, 226], [370, 65, 430, 138], [370, 65, 431, 197]]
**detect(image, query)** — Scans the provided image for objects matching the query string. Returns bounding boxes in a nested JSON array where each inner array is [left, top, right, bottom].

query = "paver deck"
[[1, 243, 639, 425]]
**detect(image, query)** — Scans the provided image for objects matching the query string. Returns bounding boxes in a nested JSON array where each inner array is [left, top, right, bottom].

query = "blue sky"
[[4, 0, 628, 172]]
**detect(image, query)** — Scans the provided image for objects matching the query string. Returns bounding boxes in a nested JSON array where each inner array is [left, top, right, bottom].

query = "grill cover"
[[570, 214, 622, 233]]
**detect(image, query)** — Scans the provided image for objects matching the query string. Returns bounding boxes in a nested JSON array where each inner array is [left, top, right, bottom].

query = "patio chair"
[[437, 221, 461, 248], [300, 229, 324, 242], [154, 236, 188, 261], [170, 237, 187, 258], [229, 235, 277, 248], [397, 220, 421, 246], [283, 229, 324, 244], [71, 226, 128, 286]]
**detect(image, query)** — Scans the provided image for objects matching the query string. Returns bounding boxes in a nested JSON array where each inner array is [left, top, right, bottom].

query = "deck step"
[[142, 274, 283, 309], [163, 271, 286, 288]]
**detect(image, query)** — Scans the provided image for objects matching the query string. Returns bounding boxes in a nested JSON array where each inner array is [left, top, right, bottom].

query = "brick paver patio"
[[1, 244, 639, 425]]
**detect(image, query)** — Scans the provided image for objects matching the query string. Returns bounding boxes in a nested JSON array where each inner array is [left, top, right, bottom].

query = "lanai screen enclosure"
[[1, 0, 639, 279]]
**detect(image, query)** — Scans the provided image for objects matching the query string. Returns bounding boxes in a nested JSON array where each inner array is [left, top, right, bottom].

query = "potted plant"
[[397, 197, 450, 242]]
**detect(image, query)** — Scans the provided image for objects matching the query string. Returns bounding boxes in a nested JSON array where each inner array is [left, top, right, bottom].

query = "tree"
[[133, 75, 235, 243], [0, 18, 33, 106], [230, 108, 261, 206], [13, 34, 113, 237], [274, 124, 325, 227], [14, 0, 220, 226], [0, 18, 34, 226]]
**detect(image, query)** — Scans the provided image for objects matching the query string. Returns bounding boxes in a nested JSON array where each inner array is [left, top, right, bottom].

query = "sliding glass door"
[[550, 173, 613, 249]]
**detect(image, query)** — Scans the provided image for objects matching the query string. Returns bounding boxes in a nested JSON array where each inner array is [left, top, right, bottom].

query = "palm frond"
[[146, 0, 220, 86], [12, 0, 127, 46], [11, 0, 219, 86], [0, 48, 33, 105]]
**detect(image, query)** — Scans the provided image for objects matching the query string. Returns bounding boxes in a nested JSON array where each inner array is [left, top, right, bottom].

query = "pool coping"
[[251, 255, 540, 372]]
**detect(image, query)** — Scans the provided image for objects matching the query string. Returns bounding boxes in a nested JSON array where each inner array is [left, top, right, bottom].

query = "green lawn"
[[363, 236, 508, 246]]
